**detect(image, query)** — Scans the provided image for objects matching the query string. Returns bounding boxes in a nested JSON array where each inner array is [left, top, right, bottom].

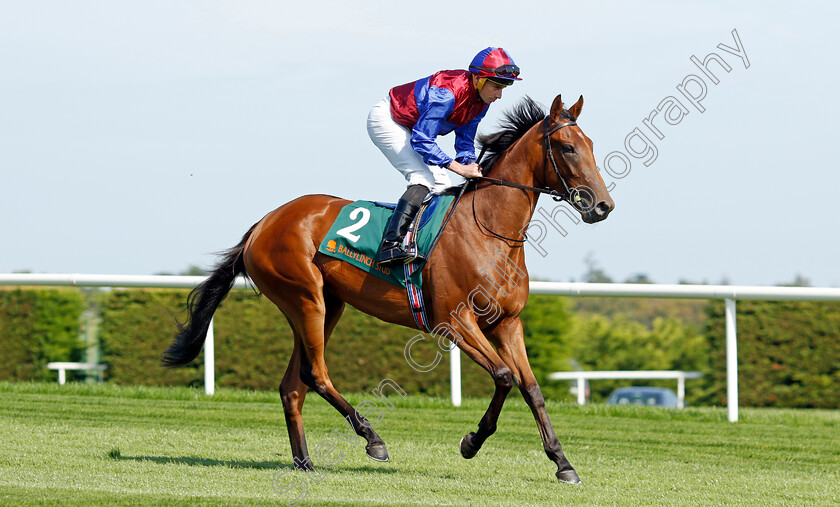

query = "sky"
[[1, 1, 838, 287]]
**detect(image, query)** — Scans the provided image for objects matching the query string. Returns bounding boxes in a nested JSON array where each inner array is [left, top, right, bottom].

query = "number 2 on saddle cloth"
[[317, 190, 462, 332]]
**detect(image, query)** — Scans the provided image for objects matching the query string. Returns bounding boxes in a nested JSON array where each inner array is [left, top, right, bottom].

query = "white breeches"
[[367, 97, 464, 193]]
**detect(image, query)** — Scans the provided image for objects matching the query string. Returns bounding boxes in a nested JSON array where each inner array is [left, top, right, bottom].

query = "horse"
[[163, 94, 614, 484]]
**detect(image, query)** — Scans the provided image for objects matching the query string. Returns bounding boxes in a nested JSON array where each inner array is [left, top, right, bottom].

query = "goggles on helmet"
[[469, 63, 521, 79]]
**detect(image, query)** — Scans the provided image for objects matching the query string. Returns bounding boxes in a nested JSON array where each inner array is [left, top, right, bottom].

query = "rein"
[[471, 116, 580, 243]]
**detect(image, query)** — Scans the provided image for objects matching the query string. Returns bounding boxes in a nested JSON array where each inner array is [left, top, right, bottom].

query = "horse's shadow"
[[334, 465, 400, 475], [114, 455, 401, 474], [115, 454, 287, 469]]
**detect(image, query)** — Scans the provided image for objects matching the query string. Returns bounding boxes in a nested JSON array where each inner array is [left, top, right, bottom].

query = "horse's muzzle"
[[582, 200, 613, 224]]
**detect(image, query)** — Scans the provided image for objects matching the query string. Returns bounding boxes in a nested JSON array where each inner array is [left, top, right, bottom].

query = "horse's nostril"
[[596, 202, 611, 216]]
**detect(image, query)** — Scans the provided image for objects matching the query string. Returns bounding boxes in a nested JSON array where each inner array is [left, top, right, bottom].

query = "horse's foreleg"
[[459, 373, 512, 459], [494, 318, 581, 484], [518, 379, 580, 483], [446, 317, 514, 459]]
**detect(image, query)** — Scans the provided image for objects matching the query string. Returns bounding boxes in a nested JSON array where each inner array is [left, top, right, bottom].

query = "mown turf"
[[0, 381, 838, 506]]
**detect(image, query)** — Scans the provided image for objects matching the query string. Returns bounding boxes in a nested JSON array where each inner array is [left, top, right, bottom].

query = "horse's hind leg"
[[291, 293, 390, 462], [280, 294, 359, 469], [279, 334, 311, 470]]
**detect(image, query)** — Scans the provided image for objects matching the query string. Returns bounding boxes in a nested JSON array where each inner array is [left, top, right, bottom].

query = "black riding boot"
[[378, 185, 428, 266]]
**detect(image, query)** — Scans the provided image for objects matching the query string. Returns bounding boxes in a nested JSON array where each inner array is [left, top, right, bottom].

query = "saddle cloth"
[[317, 193, 455, 288]]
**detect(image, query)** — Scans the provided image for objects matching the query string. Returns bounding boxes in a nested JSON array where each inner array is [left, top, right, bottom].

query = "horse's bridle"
[[470, 116, 584, 243], [477, 115, 582, 206], [541, 116, 581, 205]]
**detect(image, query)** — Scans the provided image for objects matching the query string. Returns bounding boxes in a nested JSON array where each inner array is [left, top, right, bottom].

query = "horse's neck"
[[471, 128, 543, 242]]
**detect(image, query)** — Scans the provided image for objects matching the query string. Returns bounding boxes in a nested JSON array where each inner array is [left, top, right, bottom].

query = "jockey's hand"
[[447, 161, 482, 179]]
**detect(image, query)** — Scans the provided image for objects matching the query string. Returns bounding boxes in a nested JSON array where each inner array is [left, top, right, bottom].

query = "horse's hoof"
[[556, 469, 582, 484], [459, 433, 479, 459], [293, 458, 316, 472], [365, 443, 389, 462]]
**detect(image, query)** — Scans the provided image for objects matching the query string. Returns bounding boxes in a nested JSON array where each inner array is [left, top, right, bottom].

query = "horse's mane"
[[477, 96, 575, 173]]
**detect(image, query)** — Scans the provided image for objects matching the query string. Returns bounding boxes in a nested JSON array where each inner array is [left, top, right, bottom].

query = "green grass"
[[1, 381, 838, 506]]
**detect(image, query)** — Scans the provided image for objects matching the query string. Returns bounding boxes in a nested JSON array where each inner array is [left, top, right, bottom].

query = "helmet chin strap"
[[473, 75, 487, 91]]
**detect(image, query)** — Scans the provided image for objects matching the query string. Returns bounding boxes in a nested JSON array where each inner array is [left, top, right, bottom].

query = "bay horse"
[[163, 94, 614, 483]]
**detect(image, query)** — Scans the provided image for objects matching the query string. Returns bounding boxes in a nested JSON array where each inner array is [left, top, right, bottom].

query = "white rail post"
[[205, 317, 215, 396], [577, 374, 586, 405], [725, 298, 738, 422], [677, 373, 686, 408], [450, 345, 462, 407], [58, 367, 66, 385]]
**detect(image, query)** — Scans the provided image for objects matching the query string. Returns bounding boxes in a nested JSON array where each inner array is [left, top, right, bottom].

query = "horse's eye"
[[562, 145, 575, 154]]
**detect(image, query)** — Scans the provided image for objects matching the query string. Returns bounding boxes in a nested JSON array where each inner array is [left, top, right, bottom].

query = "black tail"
[[162, 224, 256, 367]]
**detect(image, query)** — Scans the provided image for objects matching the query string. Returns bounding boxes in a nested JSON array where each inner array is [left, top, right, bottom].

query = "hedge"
[[11, 286, 838, 409], [0, 288, 85, 381], [95, 290, 586, 400], [97, 289, 501, 397], [704, 300, 840, 408], [98, 289, 202, 387]]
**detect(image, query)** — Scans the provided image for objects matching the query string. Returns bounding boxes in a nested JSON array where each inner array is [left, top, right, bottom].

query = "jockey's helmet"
[[469, 47, 522, 86]]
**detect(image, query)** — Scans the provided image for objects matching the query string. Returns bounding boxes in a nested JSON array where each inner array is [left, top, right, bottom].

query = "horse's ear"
[[550, 95, 564, 121], [569, 95, 584, 120]]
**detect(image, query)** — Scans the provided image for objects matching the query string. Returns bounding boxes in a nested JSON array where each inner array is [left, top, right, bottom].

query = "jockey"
[[367, 47, 521, 266]]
